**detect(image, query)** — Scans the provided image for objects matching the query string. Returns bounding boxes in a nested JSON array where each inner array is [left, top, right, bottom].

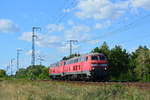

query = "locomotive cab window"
[[99, 55, 105, 60], [91, 56, 98, 60], [92, 55, 106, 60]]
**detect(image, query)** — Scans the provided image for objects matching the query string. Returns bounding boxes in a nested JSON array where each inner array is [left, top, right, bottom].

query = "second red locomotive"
[[49, 53, 108, 81]]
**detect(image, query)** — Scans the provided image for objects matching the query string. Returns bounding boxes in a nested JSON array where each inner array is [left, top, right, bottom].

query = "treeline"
[[92, 42, 150, 82], [15, 65, 49, 80], [0, 69, 6, 79], [0, 42, 150, 82], [0, 65, 49, 80]]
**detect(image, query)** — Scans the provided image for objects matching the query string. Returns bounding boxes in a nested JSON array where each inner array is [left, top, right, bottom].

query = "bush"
[[15, 65, 49, 80], [0, 69, 6, 78]]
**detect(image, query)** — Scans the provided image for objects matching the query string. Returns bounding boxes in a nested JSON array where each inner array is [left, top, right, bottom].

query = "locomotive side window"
[[86, 57, 88, 61], [79, 57, 82, 62]]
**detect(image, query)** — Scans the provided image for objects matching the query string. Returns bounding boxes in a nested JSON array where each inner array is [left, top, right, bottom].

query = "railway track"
[[37, 80, 150, 90]]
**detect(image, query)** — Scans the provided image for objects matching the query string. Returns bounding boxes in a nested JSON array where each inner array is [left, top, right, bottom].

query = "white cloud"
[[63, 8, 71, 13], [0, 19, 19, 33], [59, 43, 80, 53], [26, 50, 41, 56], [74, 0, 150, 30], [18, 23, 105, 52], [29, 24, 92, 51], [75, 0, 129, 20], [87, 40, 100, 45], [95, 20, 111, 29], [19, 32, 32, 42], [67, 20, 75, 25], [131, 0, 150, 10], [19, 31, 62, 48], [64, 25, 91, 41], [36, 34, 62, 48], [46, 24, 64, 33], [95, 23, 104, 29]]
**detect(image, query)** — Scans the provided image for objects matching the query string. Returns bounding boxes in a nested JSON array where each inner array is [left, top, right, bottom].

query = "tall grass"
[[0, 80, 149, 100]]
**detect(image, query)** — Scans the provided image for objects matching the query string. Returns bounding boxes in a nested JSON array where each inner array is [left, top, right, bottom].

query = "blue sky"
[[0, 0, 150, 74]]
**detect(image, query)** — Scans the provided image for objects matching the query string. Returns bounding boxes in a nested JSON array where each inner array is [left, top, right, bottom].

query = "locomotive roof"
[[49, 53, 105, 67], [66, 53, 104, 60], [82, 53, 104, 56], [64, 53, 104, 62]]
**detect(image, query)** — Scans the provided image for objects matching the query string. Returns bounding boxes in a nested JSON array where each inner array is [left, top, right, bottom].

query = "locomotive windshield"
[[91, 55, 106, 60]]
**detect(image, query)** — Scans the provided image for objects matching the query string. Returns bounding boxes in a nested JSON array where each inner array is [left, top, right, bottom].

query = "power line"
[[37, 55, 45, 65], [118, 34, 150, 45], [47, 13, 150, 55], [49, 13, 150, 49], [43, 1, 150, 55], [53, 0, 77, 24], [79, 13, 150, 44], [32, 27, 41, 66]]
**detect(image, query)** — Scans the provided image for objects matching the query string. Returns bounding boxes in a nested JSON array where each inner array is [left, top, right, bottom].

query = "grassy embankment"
[[0, 80, 149, 100]]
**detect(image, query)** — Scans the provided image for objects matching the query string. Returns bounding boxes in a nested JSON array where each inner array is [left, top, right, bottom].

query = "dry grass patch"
[[0, 80, 149, 100]]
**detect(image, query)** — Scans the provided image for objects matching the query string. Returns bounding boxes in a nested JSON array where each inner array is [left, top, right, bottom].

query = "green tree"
[[27, 65, 45, 80], [129, 46, 150, 81], [0, 69, 6, 77], [92, 47, 99, 53], [128, 53, 138, 81], [134, 48, 150, 82], [92, 41, 110, 57], [16, 68, 27, 78], [109, 46, 130, 81], [15, 65, 49, 80], [39, 67, 49, 79]]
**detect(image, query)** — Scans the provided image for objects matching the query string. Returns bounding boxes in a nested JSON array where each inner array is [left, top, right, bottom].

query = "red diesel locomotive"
[[49, 53, 108, 80]]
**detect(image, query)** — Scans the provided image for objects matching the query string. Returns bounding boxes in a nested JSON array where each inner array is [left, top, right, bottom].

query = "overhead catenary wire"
[[118, 34, 150, 45], [45, 13, 150, 54], [37, 0, 77, 47], [52, 0, 77, 25], [37, 55, 45, 65], [79, 13, 150, 44], [37, 1, 150, 57]]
